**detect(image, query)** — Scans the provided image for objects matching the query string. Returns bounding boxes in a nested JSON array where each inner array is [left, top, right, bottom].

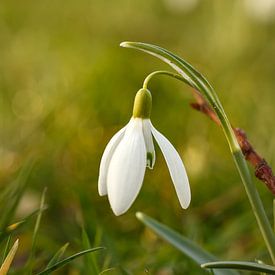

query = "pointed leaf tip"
[[136, 212, 143, 219], [0, 239, 19, 275], [120, 41, 131, 47]]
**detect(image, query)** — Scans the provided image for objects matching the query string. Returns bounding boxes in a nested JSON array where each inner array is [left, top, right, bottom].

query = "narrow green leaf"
[[99, 267, 131, 275], [0, 159, 34, 230], [120, 41, 235, 149], [1, 235, 12, 264], [120, 41, 218, 108], [27, 187, 47, 273], [202, 261, 275, 274], [99, 267, 116, 274], [82, 228, 99, 274], [0, 207, 47, 244], [36, 247, 104, 275], [136, 212, 238, 275], [0, 239, 19, 275], [46, 243, 69, 268]]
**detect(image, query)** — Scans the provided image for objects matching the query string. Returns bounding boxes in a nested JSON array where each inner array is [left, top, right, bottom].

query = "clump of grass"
[[0, 162, 105, 274]]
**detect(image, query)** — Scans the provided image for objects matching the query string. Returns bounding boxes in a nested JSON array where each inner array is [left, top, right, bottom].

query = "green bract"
[[132, 88, 152, 119]]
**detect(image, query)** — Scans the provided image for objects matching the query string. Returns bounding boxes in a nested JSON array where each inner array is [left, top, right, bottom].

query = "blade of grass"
[[36, 247, 104, 275], [82, 228, 99, 274], [0, 239, 19, 275], [46, 243, 69, 268], [99, 268, 116, 274], [0, 159, 34, 230], [27, 187, 47, 273], [99, 267, 131, 275], [136, 212, 238, 275], [0, 207, 47, 244], [1, 235, 12, 265], [202, 261, 275, 274]]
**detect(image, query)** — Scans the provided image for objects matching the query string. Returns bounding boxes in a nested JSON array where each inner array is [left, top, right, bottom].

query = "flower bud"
[[132, 88, 152, 118]]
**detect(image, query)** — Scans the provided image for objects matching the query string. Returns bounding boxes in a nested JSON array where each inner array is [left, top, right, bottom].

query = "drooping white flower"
[[98, 88, 191, 216]]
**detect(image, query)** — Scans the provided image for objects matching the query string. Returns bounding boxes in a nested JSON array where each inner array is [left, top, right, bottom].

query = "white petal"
[[107, 118, 146, 215], [151, 124, 191, 209], [142, 119, 155, 169], [107, 118, 147, 216], [98, 125, 127, 196]]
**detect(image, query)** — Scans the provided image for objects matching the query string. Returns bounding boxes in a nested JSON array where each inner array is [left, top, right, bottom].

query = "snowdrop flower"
[[98, 88, 191, 215]]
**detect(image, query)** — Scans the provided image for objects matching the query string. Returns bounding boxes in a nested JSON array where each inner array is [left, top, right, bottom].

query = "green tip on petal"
[[132, 88, 152, 118], [146, 152, 154, 169]]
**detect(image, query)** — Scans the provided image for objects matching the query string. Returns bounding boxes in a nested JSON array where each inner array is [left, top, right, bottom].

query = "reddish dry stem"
[[190, 91, 275, 195]]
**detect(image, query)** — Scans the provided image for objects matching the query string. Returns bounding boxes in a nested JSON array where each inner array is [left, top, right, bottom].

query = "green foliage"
[[81, 228, 100, 274], [46, 242, 69, 268], [0, 164, 105, 273], [0, 239, 19, 275], [136, 212, 238, 275], [0, 159, 34, 232], [36, 248, 104, 275], [202, 261, 275, 274]]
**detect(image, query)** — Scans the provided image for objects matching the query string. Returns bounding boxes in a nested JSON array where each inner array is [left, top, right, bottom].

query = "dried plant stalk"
[[191, 91, 275, 195]]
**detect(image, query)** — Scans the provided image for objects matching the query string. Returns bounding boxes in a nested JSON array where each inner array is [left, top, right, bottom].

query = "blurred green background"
[[1, 0, 275, 274]]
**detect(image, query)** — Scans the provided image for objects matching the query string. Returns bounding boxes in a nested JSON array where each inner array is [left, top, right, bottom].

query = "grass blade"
[[36, 247, 104, 275], [0, 207, 47, 244], [136, 212, 238, 275], [0, 239, 19, 275], [0, 159, 34, 230], [27, 187, 47, 273], [202, 261, 275, 274], [1, 235, 12, 265], [99, 267, 131, 275], [82, 228, 99, 274], [46, 243, 69, 268]]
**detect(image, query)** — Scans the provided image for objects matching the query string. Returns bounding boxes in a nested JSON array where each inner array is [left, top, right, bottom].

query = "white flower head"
[[98, 88, 191, 216]]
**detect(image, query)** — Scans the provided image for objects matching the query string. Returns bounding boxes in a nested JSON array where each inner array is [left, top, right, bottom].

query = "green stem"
[[143, 70, 275, 264], [143, 70, 192, 89]]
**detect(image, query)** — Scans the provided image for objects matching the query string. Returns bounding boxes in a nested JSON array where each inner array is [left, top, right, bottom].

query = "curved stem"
[[143, 71, 191, 89], [143, 69, 275, 264]]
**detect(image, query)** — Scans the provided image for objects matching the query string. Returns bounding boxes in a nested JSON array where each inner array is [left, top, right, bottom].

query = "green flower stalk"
[[120, 41, 275, 263]]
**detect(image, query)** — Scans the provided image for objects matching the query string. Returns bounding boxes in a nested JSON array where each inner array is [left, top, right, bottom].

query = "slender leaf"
[[0, 207, 47, 244], [0, 159, 34, 230], [82, 228, 99, 274], [136, 212, 238, 275], [36, 247, 104, 275], [0, 239, 19, 275], [202, 261, 275, 274], [120, 41, 219, 110], [27, 187, 47, 273], [120, 41, 238, 151], [99, 267, 131, 275], [1, 235, 12, 264], [99, 268, 116, 274], [46, 243, 69, 268]]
